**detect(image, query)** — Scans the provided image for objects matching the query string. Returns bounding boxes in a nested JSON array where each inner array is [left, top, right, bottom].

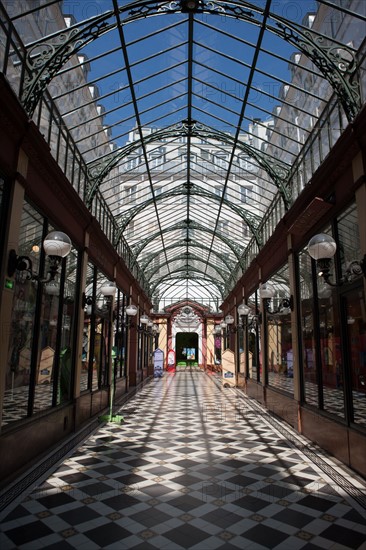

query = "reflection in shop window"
[[267, 315, 293, 395], [317, 286, 345, 420], [4, 200, 78, 427], [265, 265, 294, 395], [345, 289, 366, 427], [4, 202, 44, 426]]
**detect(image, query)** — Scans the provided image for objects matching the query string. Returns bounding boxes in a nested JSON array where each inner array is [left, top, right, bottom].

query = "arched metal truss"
[[145, 252, 239, 295], [145, 252, 229, 283], [86, 120, 291, 207], [150, 270, 225, 297], [140, 241, 235, 272], [3, 0, 364, 311], [130, 221, 244, 264], [115, 184, 262, 246], [154, 280, 223, 310]]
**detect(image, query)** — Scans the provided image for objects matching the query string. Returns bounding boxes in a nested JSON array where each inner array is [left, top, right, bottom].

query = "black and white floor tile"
[[1, 370, 365, 549]]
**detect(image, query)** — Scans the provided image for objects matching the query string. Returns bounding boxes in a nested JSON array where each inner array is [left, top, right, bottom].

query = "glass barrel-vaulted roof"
[[2, 0, 365, 311]]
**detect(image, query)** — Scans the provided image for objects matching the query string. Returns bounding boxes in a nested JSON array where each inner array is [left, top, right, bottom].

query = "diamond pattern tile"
[[0, 371, 365, 549]]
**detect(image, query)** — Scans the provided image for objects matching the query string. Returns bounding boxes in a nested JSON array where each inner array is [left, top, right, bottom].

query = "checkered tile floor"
[[1, 371, 365, 549]]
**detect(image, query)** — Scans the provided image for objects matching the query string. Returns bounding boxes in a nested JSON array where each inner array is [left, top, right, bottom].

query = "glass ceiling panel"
[[2, 0, 364, 311]]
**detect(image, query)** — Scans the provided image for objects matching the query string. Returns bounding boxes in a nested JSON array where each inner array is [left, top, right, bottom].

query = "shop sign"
[[154, 348, 164, 378]]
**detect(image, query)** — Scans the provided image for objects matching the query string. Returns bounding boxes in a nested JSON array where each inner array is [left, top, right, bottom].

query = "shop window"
[[298, 234, 345, 418], [0, 177, 3, 211], [299, 248, 318, 407], [113, 290, 128, 380], [337, 203, 364, 427], [337, 203, 361, 282], [5, 202, 44, 426], [344, 289, 366, 428], [265, 264, 294, 395], [0, 176, 7, 262], [4, 199, 78, 428], [82, 265, 113, 392], [316, 279, 344, 419], [247, 291, 261, 383]]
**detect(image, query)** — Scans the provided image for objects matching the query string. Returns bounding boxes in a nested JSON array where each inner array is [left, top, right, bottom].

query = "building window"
[[214, 153, 228, 169], [240, 185, 252, 203], [150, 147, 166, 170], [126, 220, 135, 238], [217, 220, 229, 234], [126, 155, 140, 170], [242, 223, 250, 238], [125, 185, 137, 202], [238, 154, 255, 172]]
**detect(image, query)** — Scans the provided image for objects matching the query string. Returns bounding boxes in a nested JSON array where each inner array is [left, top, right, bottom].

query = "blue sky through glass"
[[60, 0, 320, 144]]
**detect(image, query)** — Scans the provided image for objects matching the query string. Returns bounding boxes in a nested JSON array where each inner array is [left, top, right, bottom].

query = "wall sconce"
[[317, 280, 332, 299], [100, 281, 116, 302], [124, 303, 138, 327], [308, 233, 366, 286], [126, 304, 138, 316], [140, 318, 155, 335], [82, 293, 93, 309], [259, 283, 293, 315], [45, 280, 60, 295], [237, 303, 251, 317], [8, 231, 72, 283], [223, 314, 241, 334], [140, 313, 149, 325], [82, 281, 116, 310], [100, 281, 116, 313], [225, 315, 234, 325], [214, 324, 222, 335], [237, 302, 261, 328], [138, 313, 151, 333]]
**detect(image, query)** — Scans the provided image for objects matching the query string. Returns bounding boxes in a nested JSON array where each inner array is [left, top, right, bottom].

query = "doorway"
[[176, 332, 199, 366]]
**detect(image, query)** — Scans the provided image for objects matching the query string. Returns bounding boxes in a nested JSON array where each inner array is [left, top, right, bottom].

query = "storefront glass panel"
[[337, 204, 364, 427], [113, 290, 125, 380], [299, 249, 318, 407], [4, 202, 44, 426], [58, 248, 79, 404], [317, 282, 344, 419], [266, 265, 294, 395], [82, 263, 97, 392], [81, 266, 113, 392], [0, 177, 3, 214], [248, 291, 261, 382], [4, 200, 78, 424], [344, 289, 366, 427]]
